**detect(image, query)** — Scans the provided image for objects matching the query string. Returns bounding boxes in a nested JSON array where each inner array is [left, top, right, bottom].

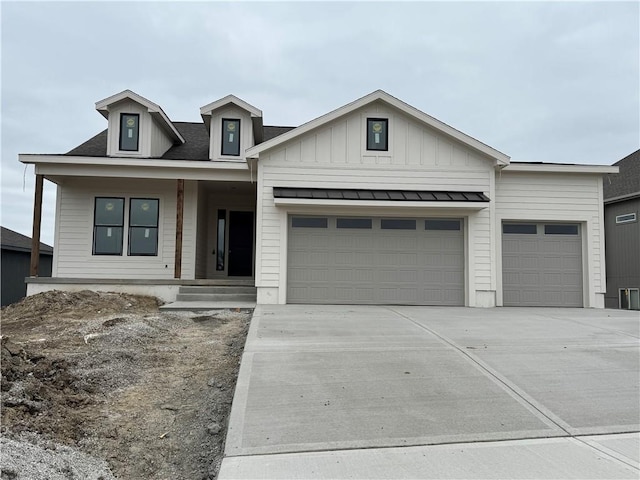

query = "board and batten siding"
[[255, 102, 496, 305], [495, 171, 606, 307], [53, 178, 197, 280]]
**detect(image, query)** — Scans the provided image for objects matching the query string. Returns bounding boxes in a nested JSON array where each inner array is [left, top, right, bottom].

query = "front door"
[[228, 211, 254, 276]]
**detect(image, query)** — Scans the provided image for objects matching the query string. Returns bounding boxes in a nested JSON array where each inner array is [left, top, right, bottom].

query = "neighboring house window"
[[616, 213, 636, 224], [93, 198, 125, 255], [619, 288, 640, 310], [119, 114, 140, 151], [367, 118, 388, 151], [128, 199, 159, 256], [222, 119, 241, 156]]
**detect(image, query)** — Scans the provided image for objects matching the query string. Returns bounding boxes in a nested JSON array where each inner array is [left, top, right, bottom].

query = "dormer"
[[200, 95, 263, 162], [96, 90, 185, 158]]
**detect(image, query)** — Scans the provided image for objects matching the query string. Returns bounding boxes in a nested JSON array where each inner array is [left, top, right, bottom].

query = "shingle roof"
[[604, 149, 640, 201], [65, 122, 295, 160], [1, 227, 53, 254]]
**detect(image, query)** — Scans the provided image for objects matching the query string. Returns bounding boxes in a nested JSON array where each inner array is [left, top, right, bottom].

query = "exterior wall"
[[255, 102, 496, 305], [195, 183, 208, 279], [106, 100, 172, 158], [495, 171, 606, 308], [604, 198, 640, 308], [209, 107, 253, 162], [1, 250, 52, 306], [52, 178, 197, 280]]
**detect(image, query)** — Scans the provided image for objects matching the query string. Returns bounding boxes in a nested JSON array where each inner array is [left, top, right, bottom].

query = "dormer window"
[[367, 118, 388, 151], [119, 113, 140, 151], [222, 119, 241, 156]]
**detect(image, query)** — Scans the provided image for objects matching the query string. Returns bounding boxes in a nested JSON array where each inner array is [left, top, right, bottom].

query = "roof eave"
[[505, 164, 619, 174]]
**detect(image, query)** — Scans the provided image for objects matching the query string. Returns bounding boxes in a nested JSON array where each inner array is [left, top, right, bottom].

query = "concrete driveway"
[[219, 306, 640, 479]]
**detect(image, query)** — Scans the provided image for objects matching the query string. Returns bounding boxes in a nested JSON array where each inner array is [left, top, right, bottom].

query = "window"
[[503, 224, 537, 234], [119, 114, 139, 151], [367, 118, 388, 151], [337, 218, 372, 229], [426, 219, 461, 231], [616, 213, 637, 224], [128, 199, 159, 255], [222, 119, 241, 156], [381, 219, 416, 230], [291, 217, 328, 228], [619, 288, 640, 310], [93, 198, 125, 255], [216, 209, 226, 271], [544, 224, 579, 235]]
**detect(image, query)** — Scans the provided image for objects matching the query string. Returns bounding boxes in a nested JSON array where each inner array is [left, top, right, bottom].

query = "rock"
[[207, 378, 216, 387], [4, 340, 23, 356], [207, 423, 221, 435]]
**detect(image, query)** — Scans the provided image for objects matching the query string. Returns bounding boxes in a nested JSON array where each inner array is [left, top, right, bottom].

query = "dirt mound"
[[0, 290, 251, 479]]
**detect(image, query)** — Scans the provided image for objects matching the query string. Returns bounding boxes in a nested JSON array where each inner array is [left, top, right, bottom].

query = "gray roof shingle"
[[604, 149, 640, 201], [65, 122, 295, 161], [1, 227, 53, 254]]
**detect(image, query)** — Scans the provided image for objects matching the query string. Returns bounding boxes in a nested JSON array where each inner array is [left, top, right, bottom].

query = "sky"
[[1, 1, 639, 246]]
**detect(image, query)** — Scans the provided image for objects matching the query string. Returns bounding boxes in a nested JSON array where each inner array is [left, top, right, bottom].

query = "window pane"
[[426, 219, 461, 231], [95, 198, 124, 226], [337, 218, 372, 229], [381, 219, 416, 230], [222, 119, 241, 156], [120, 114, 139, 151], [291, 217, 328, 228], [616, 213, 636, 224], [503, 224, 536, 234], [130, 199, 159, 227], [544, 224, 578, 235], [129, 227, 158, 255], [93, 226, 123, 255], [367, 118, 388, 151], [217, 209, 226, 271]]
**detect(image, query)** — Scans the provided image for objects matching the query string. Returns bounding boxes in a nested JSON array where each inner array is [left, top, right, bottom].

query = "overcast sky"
[[1, 1, 638, 246]]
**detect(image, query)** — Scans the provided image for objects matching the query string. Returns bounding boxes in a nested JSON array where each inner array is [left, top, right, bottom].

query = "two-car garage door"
[[287, 216, 464, 305]]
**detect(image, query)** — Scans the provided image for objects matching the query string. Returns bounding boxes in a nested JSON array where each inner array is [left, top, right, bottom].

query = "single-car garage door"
[[287, 216, 464, 305], [502, 222, 583, 307]]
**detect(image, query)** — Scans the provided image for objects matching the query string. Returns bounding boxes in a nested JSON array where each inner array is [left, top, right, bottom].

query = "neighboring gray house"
[[1, 227, 53, 306], [604, 149, 640, 310]]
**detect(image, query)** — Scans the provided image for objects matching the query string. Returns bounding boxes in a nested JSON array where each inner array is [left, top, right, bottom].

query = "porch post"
[[174, 179, 184, 279], [30, 174, 44, 277]]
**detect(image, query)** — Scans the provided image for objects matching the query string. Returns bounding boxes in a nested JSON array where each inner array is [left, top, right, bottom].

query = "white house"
[[20, 89, 617, 307]]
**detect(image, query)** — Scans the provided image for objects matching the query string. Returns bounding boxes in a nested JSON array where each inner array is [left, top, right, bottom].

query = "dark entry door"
[[228, 211, 254, 276]]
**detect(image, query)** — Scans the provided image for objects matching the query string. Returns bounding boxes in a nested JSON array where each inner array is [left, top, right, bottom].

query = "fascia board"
[[199, 95, 262, 117], [246, 90, 510, 165], [504, 163, 619, 174]]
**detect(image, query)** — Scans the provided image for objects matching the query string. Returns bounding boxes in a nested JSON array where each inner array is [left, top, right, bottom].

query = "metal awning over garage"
[[274, 187, 490, 202]]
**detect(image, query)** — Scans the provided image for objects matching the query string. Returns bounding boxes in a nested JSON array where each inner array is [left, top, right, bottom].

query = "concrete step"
[[160, 301, 255, 312], [175, 293, 257, 303], [178, 286, 256, 295]]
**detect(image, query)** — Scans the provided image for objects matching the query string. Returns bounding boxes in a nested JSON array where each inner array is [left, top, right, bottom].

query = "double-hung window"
[[93, 198, 125, 255], [128, 199, 159, 255]]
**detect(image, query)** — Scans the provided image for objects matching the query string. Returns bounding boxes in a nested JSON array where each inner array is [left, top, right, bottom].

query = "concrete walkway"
[[219, 306, 640, 479]]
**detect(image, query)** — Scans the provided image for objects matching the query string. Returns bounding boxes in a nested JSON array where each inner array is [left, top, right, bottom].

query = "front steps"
[[160, 284, 257, 312]]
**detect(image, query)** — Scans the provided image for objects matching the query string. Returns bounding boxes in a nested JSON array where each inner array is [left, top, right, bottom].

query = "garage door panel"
[[288, 216, 464, 305], [502, 223, 582, 307]]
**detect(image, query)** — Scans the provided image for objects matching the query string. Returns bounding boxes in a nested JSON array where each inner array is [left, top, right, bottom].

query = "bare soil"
[[1, 290, 251, 479]]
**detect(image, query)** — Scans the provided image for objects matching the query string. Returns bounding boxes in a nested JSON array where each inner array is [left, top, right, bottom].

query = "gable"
[[256, 101, 497, 171]]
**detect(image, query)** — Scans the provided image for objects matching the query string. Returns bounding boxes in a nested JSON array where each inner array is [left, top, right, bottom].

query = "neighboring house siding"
[[53, 178, 196, 279], [495, 171, 605, 307], [1, 250, 52, 306], [604, 198, 640, 308], [256, 104, 495, 303]]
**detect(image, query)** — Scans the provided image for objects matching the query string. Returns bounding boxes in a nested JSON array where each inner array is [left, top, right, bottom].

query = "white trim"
[[505, 163, 618, 174], [200, 95, 262, 118], [246, 90, 510, 165], [95, 90, 184, 144]]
